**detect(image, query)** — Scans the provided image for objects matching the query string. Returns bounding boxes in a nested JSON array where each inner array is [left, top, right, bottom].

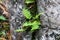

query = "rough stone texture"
[[8, 0, 24, 40], [37, 0, 60, 40], [2, 0, 25, 40]]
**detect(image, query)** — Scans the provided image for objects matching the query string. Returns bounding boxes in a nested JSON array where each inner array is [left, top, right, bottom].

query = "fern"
[[16, 8, 43, 32], [0, 15, 6, 21], [22, 8, 32, 19], [33, 12, 44, 19], [15, 29, 25, 32], [15, 0, 43, 33]]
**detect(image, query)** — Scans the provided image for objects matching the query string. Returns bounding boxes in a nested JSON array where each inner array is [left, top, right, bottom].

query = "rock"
[[37, 0, 60, 40], [2, 0, 24, 40]]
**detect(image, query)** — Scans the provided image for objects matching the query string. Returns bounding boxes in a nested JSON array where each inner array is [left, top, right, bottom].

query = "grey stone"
[[37, 0, 60, 40]]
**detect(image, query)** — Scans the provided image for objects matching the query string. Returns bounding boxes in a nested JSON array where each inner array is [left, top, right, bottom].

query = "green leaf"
[[30, 21, 40, 32], [0, 31, 5, 36], [31, 25, 39, 31], [23, 21, 32, 27], [2, 31, 5, 36], [22, 8, 32, 19], [32, 21, 40, 25], [25, 0, 35, 4], [0, 15, 6, 20], [15, 29, 25, 32], [33, 12, 44, 19]]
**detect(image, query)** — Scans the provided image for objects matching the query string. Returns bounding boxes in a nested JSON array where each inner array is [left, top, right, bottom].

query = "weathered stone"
[[37, 0, 60, 40], [3, 0, 24, 40]]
